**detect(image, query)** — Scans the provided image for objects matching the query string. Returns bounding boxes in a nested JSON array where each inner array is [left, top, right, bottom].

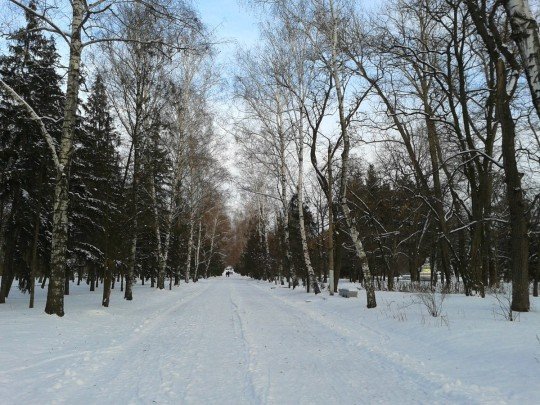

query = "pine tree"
[[238, 218, 267, 279], [0, 1, 64, 305], [69, 73, 122, 306]]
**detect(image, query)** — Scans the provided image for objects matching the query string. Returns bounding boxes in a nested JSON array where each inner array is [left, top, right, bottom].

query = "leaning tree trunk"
[[339, 191, 377, 308], [496, 59, 530, 312], [504, 0, 540, 120], [329, 0, 375, 307], [45, 2, 84, 316]]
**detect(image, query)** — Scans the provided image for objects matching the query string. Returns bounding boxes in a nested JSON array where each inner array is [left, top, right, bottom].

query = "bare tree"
[[235, 44, 299, 287], [0, 0, 203, 315], [464, 0, 530, 311]]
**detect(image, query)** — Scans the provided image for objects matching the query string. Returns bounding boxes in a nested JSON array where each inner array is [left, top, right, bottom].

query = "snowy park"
[[2, 0, 540, 403], [1, 276, 539, 404]]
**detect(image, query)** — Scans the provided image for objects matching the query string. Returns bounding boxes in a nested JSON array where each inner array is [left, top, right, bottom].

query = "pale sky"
[[194, 1, 259, 208], [196, 0, 259, 64]]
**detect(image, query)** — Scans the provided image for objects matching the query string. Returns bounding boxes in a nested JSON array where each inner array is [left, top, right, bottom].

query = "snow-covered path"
[[1, 277, 539, 404]]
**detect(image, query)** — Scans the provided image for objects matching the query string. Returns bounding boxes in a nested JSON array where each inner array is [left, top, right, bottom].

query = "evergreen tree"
[[288, 194, 317, 287], [137, 112, 171, 287], [69, 73, 123, 306], [238, 217, 267, 279], [0, 1, 64, 305]]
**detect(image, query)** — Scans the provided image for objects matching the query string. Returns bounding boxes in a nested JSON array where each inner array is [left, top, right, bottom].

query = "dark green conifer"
[[0, 1, 64, 304]]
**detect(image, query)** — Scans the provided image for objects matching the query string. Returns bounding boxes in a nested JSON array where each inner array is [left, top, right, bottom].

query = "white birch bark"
[[296, 112, 321, 294], [194, 219, 202, 282], [0, 80, 60, 170], [504, 0, 540, 119], [44, 0, 85, 316], [277, 90, 297, 288], [203, 216, 218, 279], [156, 120, 186, 290], [150, 172, 168, 290], [327, 145, 335, 296], [329, 0, 375, 307], [156, 167, 182, 289], [185, 215, 194, 283]]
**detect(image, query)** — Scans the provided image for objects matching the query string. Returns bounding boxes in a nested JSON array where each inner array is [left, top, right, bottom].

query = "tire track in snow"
[[176, 279, 254, 405], [180, 313, 206, 404], [229, 283, 264, 404], [230, 279, 351, 404], [54, 284, 212, 404], [252, 282, 507, 404], [243, 281, 440, 403]]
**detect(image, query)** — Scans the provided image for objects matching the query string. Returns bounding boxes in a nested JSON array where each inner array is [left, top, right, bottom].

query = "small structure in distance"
[[223, 266, 235, 277]]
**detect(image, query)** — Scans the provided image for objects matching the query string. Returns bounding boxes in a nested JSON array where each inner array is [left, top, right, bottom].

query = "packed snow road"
[[1, 276, 538, 404]]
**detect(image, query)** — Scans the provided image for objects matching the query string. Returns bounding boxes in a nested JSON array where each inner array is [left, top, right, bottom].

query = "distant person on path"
[[226, 271, 230, 277]]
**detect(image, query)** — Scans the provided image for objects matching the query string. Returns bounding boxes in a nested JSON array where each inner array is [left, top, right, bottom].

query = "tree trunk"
[[29, 212, 39, 308], [329, 0, 375, 307], [65, 271, 70, 295], [125, 135, 140, 301], [89, 265, 95, 292], [185, 216, 194, 283], [29, 167, 44, 308], [327, 145, 335, 296], [496, 59, 530, 312], [151, 171, 168, 290], [102, 259, 112, 307], [296, 113, 320, 295], [504, 0, 540, 120], [193, 219, 202, 282], [0, 254, 13, 304], [333, 220, 345, 292], [44, 3, 84, 316], [533, 242, 539, 297], [277, 105, 297, 288], [204, 216, 218, 279]]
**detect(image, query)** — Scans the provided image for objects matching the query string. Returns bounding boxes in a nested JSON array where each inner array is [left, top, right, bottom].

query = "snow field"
[[1, 276, 539, 404]]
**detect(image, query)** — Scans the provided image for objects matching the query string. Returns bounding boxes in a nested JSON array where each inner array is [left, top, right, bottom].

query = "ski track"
[[1, 277, 530, 404], [250, 282, 506, 404], [233, 280, 464, 405], [229, 288, 260, 404]]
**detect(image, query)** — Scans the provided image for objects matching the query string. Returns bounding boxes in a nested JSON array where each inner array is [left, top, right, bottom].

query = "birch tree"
[[503, 0, 540, 119], [0, 0, 203, 315], [284, 19, 321, 294], [104, 4, 178, 299], [154, 43, 214, 289], [235, 45, 299, 287]]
